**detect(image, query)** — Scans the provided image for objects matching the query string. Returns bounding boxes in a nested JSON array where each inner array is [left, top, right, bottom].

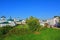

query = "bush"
[[0, 26, 13, 40], [0, 26, 13, 36], [8, 28, 31, 36], [26, 16, 41, 32], [0, 27, 3, 36]]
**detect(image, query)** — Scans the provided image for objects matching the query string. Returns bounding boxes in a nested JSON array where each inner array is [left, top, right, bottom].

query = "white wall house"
[[0, 16, 7, 23], [46, 17, 59, 27], [39, 20, 45, 26], [15, 20, 26, 25], [21, 20, 26, 24], [0, 16, 16, 27], [8, 21, 16, 26], [13, 18, 26, 25], [40, 17, 59, 27], [0, 22, 15, 27]]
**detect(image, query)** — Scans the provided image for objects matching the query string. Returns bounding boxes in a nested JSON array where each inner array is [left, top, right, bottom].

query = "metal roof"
[[0, 22, 9, 24]]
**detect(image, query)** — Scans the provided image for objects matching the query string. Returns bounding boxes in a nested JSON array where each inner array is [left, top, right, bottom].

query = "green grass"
[[4, 27, 60, 40], [16, 24, 29, 28]]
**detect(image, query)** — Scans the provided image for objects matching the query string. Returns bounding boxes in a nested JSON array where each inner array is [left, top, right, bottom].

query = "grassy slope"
[[16, 24, 29, 28], [4, 25, 60, 40]]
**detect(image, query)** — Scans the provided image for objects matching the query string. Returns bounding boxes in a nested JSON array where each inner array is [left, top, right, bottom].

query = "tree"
[[26, 16, 41, 32]]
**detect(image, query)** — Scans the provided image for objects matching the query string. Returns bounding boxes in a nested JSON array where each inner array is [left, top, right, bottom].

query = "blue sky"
[[0, 0, 60, 19]]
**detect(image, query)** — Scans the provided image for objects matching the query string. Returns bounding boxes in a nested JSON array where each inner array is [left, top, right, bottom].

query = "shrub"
[[26, 16, 41, 32], [0, 26, 13, 35], [0, 27, 3, 36], [8, 28, 31, 36]]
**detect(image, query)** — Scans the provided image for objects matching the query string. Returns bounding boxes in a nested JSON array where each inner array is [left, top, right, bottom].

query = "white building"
[[40, 16, 60, 27], [21, 20, 26, 24], [46, 17, 59, 27], [15, 20, 26, 25], [0, 16, 16, 27], [13, 18, 26, 25], [15, 20, 22, 24], [0, 21, 16, 27], [39, 20, 45, 26], [0, 16, 7, 23], [8, 20, 16, 26]]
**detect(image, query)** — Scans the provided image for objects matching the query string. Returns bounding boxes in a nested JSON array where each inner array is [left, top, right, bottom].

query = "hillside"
[[3, 26, 60, 40]]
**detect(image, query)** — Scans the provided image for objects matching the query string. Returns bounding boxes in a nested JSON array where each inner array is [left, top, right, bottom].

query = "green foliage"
[[8, 28, 31, 36], [0, 26, 13, 40], [16, 24, 29, 29], [26, 16, 41, 32], [4, 28, 60, 40], [0, 27, 3, 36], [2, 26, 13, 34], [0, 26, 13, 36]]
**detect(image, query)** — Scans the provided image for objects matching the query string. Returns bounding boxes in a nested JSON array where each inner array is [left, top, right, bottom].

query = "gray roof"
[[1, 16, 6, 18], [0, 22, 9, 24], [7, 19, 14, 21], [16, 20, 22, 22]]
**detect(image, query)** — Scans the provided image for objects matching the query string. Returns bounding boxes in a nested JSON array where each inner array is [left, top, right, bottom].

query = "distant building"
[[0, 21, 16, 27], [39, 20, 45, 26], [40, 16, 60, 28], [46, 17, 59, 27], [15, 20, 22, 24], [15, 19, 26, 25], [0, 16, 16, 27], [0, 16, 7, 23], [1, 16, 6, 20], [7, 18, 16, 26], [21, 20, 26, 24], [0, 16, 59, 27]]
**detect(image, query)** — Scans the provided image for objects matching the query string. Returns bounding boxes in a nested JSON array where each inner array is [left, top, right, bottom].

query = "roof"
[[0, 22, 9, 24], [1, 16, 6, 18], [7, 19, 14, 21], [16, 20, 22, 22]]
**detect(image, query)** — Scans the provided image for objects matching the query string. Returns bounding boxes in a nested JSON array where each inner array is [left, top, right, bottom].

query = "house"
[[13, 17, 26, 25], [0, 16, 7, 23], [39, 20, 45, 26], [0, 21, 16, 27], [7, 18, 16, 26], [40, 16, 60, 28], [14, 19, 26, 25], [21, 20, 26, 24], [0, 22, 9, 27], [0, 16, 16, 27], [15, 20, 22, 24], [46, 16, 59, 27], [40, 20, 48, 27]]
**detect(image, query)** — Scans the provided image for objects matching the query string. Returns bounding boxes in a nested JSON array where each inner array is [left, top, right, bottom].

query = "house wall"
[[21, 20, 26, 24], [15, 22, 21, 24], [46, 17, 59, 27], [0, 21, 16, 27]]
